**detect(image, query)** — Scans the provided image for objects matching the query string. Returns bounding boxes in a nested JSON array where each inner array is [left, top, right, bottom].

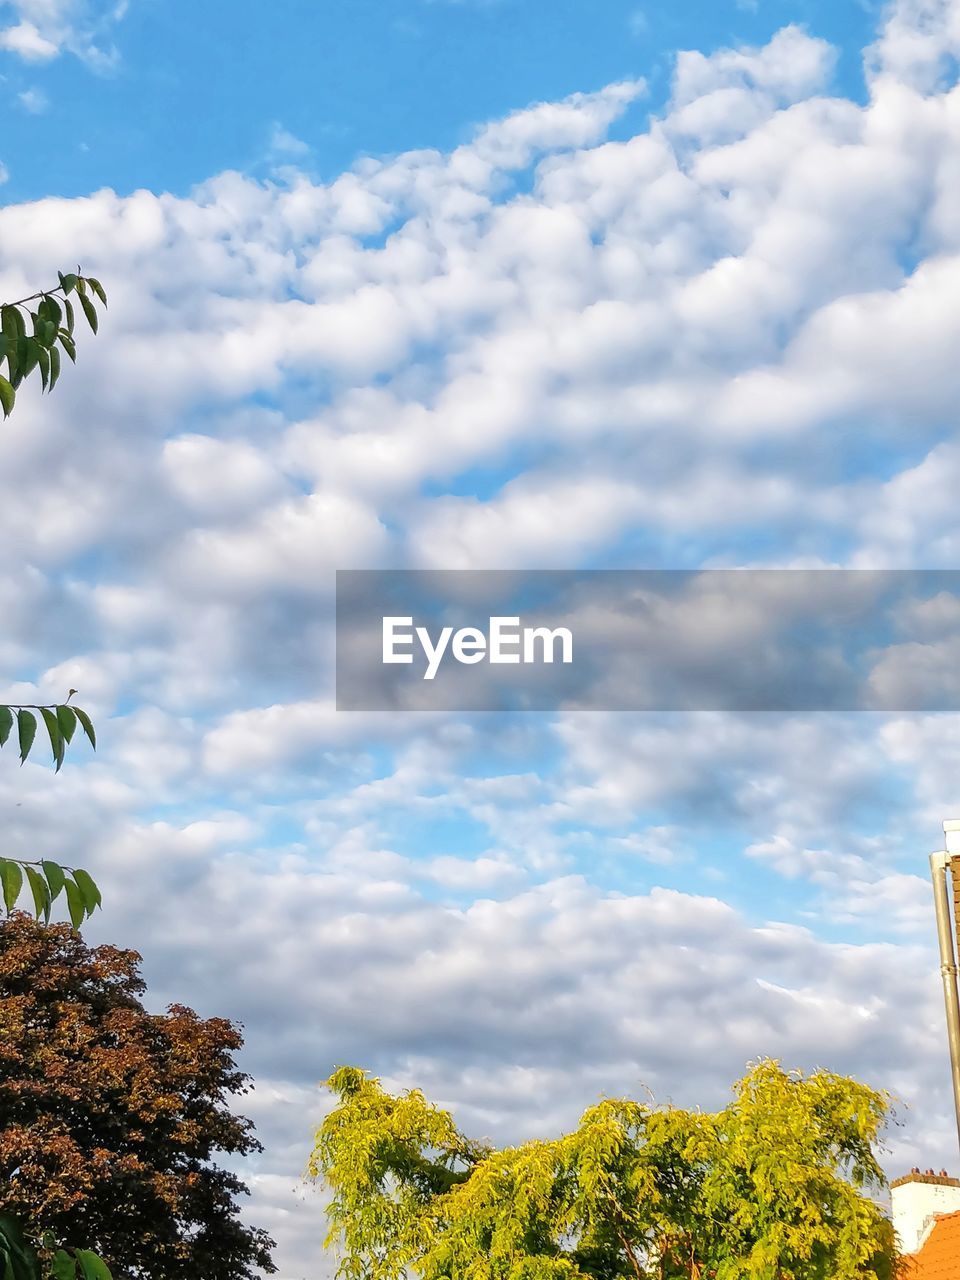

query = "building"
[[892, 1169, 960, 1275]]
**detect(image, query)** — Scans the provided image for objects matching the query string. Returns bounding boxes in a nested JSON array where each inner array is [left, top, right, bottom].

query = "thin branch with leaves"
[[0, 270, 107, 418]]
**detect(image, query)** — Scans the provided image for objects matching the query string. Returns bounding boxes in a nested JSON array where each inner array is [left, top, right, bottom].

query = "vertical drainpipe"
[[931, 822, 960, 1157]]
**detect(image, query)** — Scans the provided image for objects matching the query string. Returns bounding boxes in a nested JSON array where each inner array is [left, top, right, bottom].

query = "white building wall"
[[892, 1176, 960, 1254]]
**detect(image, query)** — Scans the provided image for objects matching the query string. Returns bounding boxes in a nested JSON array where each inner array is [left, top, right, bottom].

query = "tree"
[[309, 1059, 897, 1280], [0, 270, 107, 928], [0, 913, 276, 1280]]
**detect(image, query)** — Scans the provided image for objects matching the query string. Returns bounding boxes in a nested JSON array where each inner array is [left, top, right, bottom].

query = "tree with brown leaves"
[[0, 914, 275, 1280]]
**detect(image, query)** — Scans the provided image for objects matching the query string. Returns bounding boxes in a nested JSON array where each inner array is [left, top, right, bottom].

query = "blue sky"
[[0, 0, 878, 201], [4, 0, 960, 1276]]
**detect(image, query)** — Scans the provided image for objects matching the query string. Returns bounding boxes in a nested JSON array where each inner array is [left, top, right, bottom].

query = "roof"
[[903, 1211, 960, 1279]]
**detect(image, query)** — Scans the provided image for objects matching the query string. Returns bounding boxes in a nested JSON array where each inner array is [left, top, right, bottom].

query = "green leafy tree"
[[309, 1060, 897, 1280]]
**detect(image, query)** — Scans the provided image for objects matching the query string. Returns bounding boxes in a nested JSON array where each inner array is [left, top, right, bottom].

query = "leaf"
[[32, 309, 56, 348], [58, 272, 78, 296], [64, 878, 85, 929], [75, 1250, 112, 1280], [0, 376, 14, 419], [72, 869, 101, 914], [58, 332, 77, 363], [56, 704, 76, 744], [0, 707, 11, 746], [16, 710, 36, 763], [0, 1216, 27, 1252], [35, 342, 49, 393], [73, 707, 96, 750], [0, 1215, 37, 1280], [0, 861, 22, 913], [51, 1251, 78, 1280], [79, 293, 98, 335], [64, 297, 75, 335], [43, 860, 66, 901], [39, 707, 64, 770], [19, 337, 38, 381], [25, 865, 50, 922], [49, 344, 61, 392], [0, 306, 24, 343], [41, 294, 62, 328], [86, 278, 107, 307]]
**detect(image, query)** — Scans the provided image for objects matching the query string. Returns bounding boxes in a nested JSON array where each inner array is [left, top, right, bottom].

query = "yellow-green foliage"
[[308, 1060, 895, 1280]]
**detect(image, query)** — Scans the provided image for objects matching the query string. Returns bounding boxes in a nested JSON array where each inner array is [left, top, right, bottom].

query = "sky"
[[5, 0, 960, 1276]]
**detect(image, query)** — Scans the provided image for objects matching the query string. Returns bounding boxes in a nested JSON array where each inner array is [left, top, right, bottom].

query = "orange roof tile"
[[903, 1211, 960, 1279]]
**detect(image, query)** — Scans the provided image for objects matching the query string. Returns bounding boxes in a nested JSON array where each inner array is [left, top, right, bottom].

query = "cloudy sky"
[[5, 0, 960, 1275]]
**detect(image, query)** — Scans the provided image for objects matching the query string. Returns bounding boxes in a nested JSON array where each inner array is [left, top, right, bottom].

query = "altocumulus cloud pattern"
[[5, 0, 960, 1274]]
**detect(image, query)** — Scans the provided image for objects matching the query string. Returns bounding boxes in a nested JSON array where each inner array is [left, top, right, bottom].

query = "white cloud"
[[747, 834, 932, 931], [867, 0, 960, 90], [17, 86, 48, 111], [162, 434, 288, 516], [627, 8, 647, 37], [0, 20, 57, 60], [268, 122, 311, 158], [0, 0, 125, 66]]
